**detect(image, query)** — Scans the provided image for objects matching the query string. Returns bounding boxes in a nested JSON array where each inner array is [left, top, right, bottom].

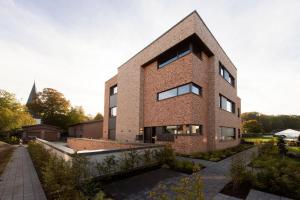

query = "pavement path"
[[0, 146, 46, 200], [177, 146, 258, 200]]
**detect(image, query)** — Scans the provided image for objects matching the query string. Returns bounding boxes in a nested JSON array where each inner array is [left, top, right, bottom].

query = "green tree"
[[27, 88, 89, 130], [0, 89, 35, 132], [242, 119, 263, 133], [94, 113, 103, 120]]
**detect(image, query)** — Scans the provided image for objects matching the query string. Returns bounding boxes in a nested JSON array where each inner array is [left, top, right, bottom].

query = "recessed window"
[[220, 127, 236, 141], [157, 83, 202, 101], [190, 125, 202, 134], [153, 125, 203, 135], [110, 107, 117, 117], [219, 94, 235, 113], [219, 63, 235, 87], [164, 126, 178, 134], [110, 85, 117, 95], [158, 43, 191, 68]]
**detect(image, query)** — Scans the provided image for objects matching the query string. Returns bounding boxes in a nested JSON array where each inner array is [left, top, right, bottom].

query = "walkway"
[[178, 146, 258, 200], [0, 146, 46, 200]]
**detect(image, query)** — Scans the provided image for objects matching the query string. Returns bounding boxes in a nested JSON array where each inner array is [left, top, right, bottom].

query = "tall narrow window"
[[219, 62, 235, 87], [110, 85, 117, 95], [110, 107, 117, 117]]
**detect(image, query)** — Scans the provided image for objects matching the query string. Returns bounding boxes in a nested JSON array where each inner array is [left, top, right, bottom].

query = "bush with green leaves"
[[149, 173, 204, 200], [169, 159, 202, 174], [28, 141, 110, 200], [96, 155, 118, 176]]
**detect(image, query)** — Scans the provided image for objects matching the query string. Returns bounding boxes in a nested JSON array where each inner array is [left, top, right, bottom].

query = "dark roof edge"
[[117, 10, 237, 71], [69, 120, 103, 127]]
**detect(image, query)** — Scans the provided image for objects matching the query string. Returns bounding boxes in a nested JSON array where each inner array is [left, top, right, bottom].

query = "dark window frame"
[[153, 124, 203, 135], [110, 85, 118, 96], [157, 82, 202, 101], [219, 94, 235, 113], [219, 62, 235, 87], [109, 107, 117, 118], [158, 43, 192, 69]]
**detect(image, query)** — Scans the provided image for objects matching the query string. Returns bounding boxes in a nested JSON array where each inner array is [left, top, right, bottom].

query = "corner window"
[[190, 125, 202, 134], [219, 94, 235, 113], [158, 43, 191, 68], [109, 107, 117, 117], [219, 62, 235, 87], [157, 83, 202, 101], [110, 85, 117, 95], [155, 125, 203, 135], [220, 127, 236, 141]]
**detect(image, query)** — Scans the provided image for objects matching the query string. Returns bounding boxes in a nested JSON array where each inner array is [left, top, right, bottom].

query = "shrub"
[[169, 159, 202, 174], [154, 145, 175, 165], [277, 137, 287, 157], [96, 155, 118, 176], [230, 155, 254, 191]]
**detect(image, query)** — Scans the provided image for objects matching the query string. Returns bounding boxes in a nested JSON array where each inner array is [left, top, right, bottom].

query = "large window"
[[154, 125, 203, 135], [220, 127, 236, 141], [158, 43, 191, 68], [219, 63, 235, 86], [109, 107, 117, 117], [158, 83, 202, 101], [219, 94, 235, 113]]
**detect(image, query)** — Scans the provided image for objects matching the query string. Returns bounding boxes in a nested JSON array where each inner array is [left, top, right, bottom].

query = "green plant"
[[143, 149, 152, 165], [277, 137, 287, 157], [230, 155, 254, 191], [127, 147, 140, 169], [155, 145, 175, 165], [96, 155, 118, 176]]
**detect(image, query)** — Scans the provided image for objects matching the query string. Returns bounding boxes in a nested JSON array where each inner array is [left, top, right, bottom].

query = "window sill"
[[219, 75, 235, 88], [219, 108, 236, 115], [157, 92, 202, 102]]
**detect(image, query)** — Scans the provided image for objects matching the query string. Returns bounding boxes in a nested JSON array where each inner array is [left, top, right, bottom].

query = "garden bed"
[[177, 144, 253, 162], [0, 141, 15, 175], [221, 142, 300, 200]]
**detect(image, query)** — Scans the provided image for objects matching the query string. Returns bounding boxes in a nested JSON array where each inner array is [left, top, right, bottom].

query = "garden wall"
[[36, 138, 165, 176]]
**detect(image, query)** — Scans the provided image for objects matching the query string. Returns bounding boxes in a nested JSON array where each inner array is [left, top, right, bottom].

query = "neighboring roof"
[[274, 129, 300, 138], [68, 120, 103, 127], [117, 10, 236, 70], [22, 124, 62, 132], [26, 82, 37, 105]]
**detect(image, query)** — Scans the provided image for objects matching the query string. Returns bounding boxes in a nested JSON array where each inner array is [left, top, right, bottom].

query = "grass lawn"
[[177, 143, 253, 162], [0, 141, 15, 176], [288, 146, 300, 153], [242, 137, 276, 144]]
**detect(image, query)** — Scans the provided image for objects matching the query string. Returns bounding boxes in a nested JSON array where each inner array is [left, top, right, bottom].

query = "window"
[[190, 125, 202, 134], [110, 85, 117, 95], [158, 88, 177, 100], [178, 84, 190, 95], [219, 95, 235, 113], [191, 84, 200, 95], [155, 125, 203, 135], [110, 107, 117, 117], [220, 127, 236, 141], [238, 108, 240, 117], [238, 129, 241, 138], [158, 43, 191, 68], [219, 63, 235, 86], [158, 83, 202, 101]]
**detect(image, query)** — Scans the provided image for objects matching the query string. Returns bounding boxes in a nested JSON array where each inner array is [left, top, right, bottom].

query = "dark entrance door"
[[144, 127, 156, 143]]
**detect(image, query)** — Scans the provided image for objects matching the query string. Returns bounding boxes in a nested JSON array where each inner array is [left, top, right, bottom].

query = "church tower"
[[26, 82, 41, 124]]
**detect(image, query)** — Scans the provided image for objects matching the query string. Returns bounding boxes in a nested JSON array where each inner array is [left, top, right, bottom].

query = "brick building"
[[103, 11, 241, 153], [68, 120, 103, 139], [22, 124, 61, 141]]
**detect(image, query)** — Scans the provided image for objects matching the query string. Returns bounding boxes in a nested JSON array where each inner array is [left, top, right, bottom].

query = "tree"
[[67, 106, 89, 126], [242, 119, 263, 133], [0, 89, 35, 132], [27, 88, 89, 130], [277, 136, 287, 157], [94, 113, 103, 120]]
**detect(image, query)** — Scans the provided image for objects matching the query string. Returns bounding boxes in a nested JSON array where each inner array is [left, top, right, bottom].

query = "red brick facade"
[[103, 11, 242, 153]]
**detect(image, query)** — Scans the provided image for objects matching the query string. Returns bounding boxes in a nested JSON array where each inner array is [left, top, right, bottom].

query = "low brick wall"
[[67, 138, 144, 151]]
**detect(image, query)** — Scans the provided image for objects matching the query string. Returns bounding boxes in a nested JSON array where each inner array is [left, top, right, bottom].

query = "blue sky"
[[1, 0, 300, 115]]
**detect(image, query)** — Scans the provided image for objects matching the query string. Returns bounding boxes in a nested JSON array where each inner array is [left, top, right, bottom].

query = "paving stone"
[[0, 146, 46, 200]]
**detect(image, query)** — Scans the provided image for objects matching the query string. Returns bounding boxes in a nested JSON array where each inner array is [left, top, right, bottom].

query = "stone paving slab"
[[0, 146, 46, 200], [246, 189, 293, 200], [213, 193, 242, 200]]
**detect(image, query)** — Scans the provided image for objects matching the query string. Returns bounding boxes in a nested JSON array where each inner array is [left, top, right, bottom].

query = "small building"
[[68, 120, 103, 139], [274, 129, 300, 142], [22, 124, 61, 141]]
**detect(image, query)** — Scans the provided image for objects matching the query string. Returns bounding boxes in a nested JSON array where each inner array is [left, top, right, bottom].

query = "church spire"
[[26, 81, 37, 105]]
